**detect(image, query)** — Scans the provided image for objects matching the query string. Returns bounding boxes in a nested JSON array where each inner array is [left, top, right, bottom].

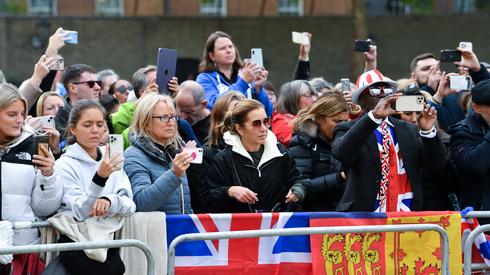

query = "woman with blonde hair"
[[202, 99, 307, 213], [124, 93, 194, 213], [36, 91, 64, 117], [0, 84, 60, 274], [289, 92, 349, 211]]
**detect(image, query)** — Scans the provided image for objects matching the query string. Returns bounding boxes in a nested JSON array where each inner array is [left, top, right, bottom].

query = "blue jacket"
[[124, 132, 193, 214], [196, 71, 273, 116]]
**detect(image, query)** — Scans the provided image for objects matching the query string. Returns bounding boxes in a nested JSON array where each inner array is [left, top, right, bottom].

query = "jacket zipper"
[[244, 159, 276, 178]]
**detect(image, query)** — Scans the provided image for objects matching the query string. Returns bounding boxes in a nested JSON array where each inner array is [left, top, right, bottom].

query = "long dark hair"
[[198, 31, 244, 73]]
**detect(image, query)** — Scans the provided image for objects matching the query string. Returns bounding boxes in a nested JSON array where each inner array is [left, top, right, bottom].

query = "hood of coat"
[[61, 143, 102, 165], [223, 130, 283, 168], [0, 127, 34, 157], [129, 130, 178, 165]]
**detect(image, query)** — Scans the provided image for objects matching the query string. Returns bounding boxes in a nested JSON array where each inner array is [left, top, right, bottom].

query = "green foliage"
[[4, 0, 27, 14], [402, 0, 435, 14]]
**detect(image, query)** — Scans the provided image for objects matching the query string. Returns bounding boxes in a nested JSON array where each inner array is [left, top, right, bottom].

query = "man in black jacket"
[[332, 70, 447, 212], [448, 79, 490, 213]]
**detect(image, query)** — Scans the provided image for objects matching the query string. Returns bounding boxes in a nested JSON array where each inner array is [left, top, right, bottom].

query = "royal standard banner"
[[309, 211, 461, 275]]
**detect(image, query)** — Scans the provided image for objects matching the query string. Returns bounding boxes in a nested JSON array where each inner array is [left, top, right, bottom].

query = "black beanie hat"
[[472, 79, 490, 105]]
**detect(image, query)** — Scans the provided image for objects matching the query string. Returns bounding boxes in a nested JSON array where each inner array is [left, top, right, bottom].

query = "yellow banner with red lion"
[[309, 211, 461, 274]]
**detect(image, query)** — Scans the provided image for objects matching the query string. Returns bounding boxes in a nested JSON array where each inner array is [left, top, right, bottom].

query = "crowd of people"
[[1, 27, 490, 274]]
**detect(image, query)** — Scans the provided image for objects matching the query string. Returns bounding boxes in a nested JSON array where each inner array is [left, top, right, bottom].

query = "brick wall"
[[1, 15, 490, 89]]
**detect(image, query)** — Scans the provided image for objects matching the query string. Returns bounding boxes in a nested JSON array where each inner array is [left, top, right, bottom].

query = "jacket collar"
[[223, 130, 283, 168], [129, 131, 173, 165]]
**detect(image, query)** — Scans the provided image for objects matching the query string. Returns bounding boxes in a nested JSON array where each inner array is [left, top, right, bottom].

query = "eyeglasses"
[[152, 114, 178, 123], [116, 85, 133, 94], [72, 80, 102, 89], [250, 117, 271, 128], [301, 91, 316, 98], [368, 86, 394, 97]]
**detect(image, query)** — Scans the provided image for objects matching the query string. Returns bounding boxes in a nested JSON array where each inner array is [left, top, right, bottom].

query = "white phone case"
[[38, 115, 55, 128], [449, 75, 471, 91], [395, 95, 425, 112], [108, 134, 124, 159], [183, 147, 203, 164], [292, 32, 309, 45], [251, 48, 263, 67]]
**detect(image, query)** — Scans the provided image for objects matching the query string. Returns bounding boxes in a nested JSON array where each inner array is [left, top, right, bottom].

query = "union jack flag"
[[166, 212, 312, 274]]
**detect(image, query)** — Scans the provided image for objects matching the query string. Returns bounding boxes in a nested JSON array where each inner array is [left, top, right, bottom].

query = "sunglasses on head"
[[368, 86, 394, 97], [250, 117, 271, 128], [116, 85, 133, 94], [72, 80, 102, 89]]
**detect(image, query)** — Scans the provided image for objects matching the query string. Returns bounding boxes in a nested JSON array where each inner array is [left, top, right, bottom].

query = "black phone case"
[[355, 40, 370, 52], [156, 48, 178, 95], [440, 50, 461, 62]]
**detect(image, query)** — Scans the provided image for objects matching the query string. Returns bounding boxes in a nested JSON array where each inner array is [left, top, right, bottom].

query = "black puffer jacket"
[[289, 123, 345, 211], [448, 110, 490, 212], [201, 131, 306, 213]]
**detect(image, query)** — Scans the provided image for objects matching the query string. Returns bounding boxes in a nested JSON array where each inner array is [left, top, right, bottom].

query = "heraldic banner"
[[309, 211, 462, 275]]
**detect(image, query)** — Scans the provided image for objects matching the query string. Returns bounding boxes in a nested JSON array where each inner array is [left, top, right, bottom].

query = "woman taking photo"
[[36, 91, 64, 117], [0, 84, 60, 274], [196, 31, 272, 116], [202, 99, 306, 213], [289, 93, 349, 211], [124, 93, 194, 214], [272, 80, 317, 147], [55, 100, 136, 275], [187, 91, 245, 213]]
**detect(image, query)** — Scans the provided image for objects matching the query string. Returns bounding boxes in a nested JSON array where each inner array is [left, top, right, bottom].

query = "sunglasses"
[[368, 86, 394, 97], [152, 114, 178, 123], [116, 85, 133, 94], [250, 117, 271, 128], [72, 80, 102, 89]]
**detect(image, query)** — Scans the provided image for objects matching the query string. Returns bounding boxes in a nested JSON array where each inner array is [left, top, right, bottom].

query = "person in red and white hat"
[[330, 70, 447, 213]]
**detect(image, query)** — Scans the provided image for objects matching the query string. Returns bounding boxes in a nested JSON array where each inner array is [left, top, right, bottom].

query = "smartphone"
[[108, 134, 124, 159], [341, 78, 350, 93], [39, 70, 57, 93], [395, 95, 425, 112], [182, 147, 203, 164], [449, 75, 472, 91], [354, 40, 371, 52], [440, 49, 461, 62], [156, 48, 178, 95], [251, 48, 263, 68], [291, 32, 309, 45], [38, 115, 55, 129], [62, 30, 78, 44], [34, 135, 49, 156], [459, 41, 473, 52], [49, 56, 64, 71]]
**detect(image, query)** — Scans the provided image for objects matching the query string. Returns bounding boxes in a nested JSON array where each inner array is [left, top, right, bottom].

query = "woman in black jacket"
[[186, 91, 245, 213], [289, 92, 349, 211], [201, 99, 306, 213]]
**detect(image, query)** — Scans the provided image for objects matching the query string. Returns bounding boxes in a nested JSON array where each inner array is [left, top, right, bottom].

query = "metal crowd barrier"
[[167, 224, 450, 275], [1, 221, 156, 275], [463, 211, 490, 274]]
